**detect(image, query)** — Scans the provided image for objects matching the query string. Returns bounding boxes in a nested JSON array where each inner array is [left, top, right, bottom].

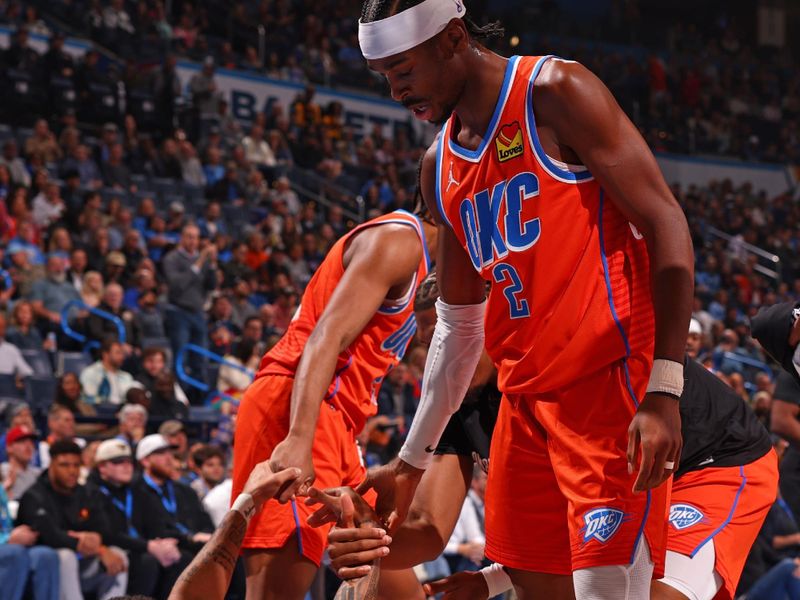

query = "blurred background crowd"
[[0, 1, 799, 599]]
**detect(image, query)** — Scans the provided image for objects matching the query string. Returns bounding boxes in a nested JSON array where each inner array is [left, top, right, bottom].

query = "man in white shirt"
[[241, 124, 276, 169], [444, 468, 487, 573], [0, 313, 33, 378], [79, 338, 136, 404]]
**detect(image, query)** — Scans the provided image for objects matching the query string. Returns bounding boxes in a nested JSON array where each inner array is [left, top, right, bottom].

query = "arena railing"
[[705, 226, 782, 281], [60, 300, 127, 353], [288, 166, 366, 223], [175, 343, 254, 406]]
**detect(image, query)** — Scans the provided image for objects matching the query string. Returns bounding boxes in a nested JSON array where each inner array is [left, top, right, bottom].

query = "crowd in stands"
[[0, 1, 797, 599], [0, 1, 793, 164]]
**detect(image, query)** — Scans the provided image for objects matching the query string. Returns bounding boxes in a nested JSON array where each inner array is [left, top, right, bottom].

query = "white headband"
[[359, 0, 466, 61]]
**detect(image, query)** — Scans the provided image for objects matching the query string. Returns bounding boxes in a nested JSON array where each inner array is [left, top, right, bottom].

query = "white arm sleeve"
[[399, 298, 486, 470]]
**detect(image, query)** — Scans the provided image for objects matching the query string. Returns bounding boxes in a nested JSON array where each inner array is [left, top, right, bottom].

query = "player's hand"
[[423, 571, 489, 600], [269, 434, 315, 503], [305, 486, 378, 528], [356, 458, 424, 533], [627, 392, 682, 492], [243, 459, 302, 510], [325, 494, 391, 580]]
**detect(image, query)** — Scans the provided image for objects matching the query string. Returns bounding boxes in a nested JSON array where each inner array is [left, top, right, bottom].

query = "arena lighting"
[[510, 35, 520, 47]]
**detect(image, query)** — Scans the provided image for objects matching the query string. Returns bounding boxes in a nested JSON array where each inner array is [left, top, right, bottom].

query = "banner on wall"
[[174, 61, 422, 140]]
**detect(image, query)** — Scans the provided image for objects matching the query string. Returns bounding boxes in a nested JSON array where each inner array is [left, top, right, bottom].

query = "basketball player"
[[231, 208, 435, 600], [317, 311, 778, 600], [355, 2, 695, 597]]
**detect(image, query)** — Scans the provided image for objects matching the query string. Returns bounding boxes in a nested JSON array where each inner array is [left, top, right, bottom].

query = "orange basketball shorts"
[[231, 374, 369, 565], [484, 356, 671, 576], [666, 449, 778, 600]]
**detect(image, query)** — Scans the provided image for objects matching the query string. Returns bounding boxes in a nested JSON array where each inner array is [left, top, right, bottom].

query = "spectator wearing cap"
[[1, 425, 41, 500], [163, 224, 218, 389], [29, 252, 80, 333], [39, 404, 86, 469], [165, 201, 187, 234], [114, 404, 148, 450], [103, 251, 128, 286], [189, 445, 226, 500], [0, 312, 33, 379], [0, 404, 38, 465], [17, 440, 128, 600], [79, 338, 136, 405], [0, 481, 59, 600], [159, 420, 191, 479], [135, 434, 214, 554], [88, 438, 188, 597], [686, 318, 704, 360]]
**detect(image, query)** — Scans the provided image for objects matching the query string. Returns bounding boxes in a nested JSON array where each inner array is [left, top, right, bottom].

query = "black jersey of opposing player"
[[436, 356, 772, 479], [676, 357, 772, 479]]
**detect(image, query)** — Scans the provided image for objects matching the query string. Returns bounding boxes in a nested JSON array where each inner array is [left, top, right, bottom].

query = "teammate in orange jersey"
[[318, 298, 777, 600], [230, 208, 435, 600], [355, 0, 694, 597]]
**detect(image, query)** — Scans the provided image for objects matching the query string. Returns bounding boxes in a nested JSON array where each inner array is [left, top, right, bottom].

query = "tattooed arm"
[[168, 461, 301, 600]]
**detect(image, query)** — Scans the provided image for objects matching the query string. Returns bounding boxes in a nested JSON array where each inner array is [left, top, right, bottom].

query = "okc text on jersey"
[[669, 504, 705, 530], [581, 508, 626, 544], [458, 171, 541, 271]]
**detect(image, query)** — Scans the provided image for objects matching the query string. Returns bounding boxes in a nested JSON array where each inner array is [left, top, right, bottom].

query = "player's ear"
[[440, 18, 469, 57]]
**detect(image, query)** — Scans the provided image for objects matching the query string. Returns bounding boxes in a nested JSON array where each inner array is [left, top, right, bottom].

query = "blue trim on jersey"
[[435, 128, 453, 229], [447, 56, 520, 161], [630, 490, 652, 565], [689, 465, 747, 558], [325, 355, 353, 400], [291, 500, 304, 555], [526, 55, 594, 184], [377, 273, 417, 315], [598, 190, 632, 359], [396, 209, 432, 271]]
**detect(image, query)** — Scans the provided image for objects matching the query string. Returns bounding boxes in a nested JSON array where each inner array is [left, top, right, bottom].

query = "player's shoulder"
[[533, 57, 592, 98], [348, 217, 423, 260]]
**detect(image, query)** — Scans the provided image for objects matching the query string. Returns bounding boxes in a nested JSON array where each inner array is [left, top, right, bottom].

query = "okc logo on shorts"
[[669, 504, 705, 530], [581, 508, 625, 544]]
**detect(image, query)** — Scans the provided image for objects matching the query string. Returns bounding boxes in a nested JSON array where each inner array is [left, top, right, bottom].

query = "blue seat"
[[0, 374, 23, 399], [57, 352, 92, 377], [24, 376, 57, 412], [21, 350, 52, 377]]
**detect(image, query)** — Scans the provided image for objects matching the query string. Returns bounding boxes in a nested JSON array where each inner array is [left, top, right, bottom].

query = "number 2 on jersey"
[[492, 263, 530, 319]]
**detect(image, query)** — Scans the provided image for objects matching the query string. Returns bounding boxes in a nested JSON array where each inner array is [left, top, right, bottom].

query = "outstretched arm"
[[168, 461, 300, 600], [270, 224, 423, 502], [537, 59, 694, 491]]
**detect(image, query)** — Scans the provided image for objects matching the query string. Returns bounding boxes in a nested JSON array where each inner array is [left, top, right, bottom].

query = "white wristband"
[[480, 562, 513, 597], [231, 493, 255, 522], [646, 359, 684, 397]]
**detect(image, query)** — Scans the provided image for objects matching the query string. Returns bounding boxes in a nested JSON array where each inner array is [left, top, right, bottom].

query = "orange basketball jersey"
[[258, 210, 430, 432], [435, 55, 654, 395]]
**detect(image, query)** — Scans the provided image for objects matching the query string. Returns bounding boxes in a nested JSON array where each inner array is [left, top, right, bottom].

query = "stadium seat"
[[57, 352, 92, 377], [49, 76, 78, 116], [84, 83, 119, 124], [24, 376, 57, 413], [0, 374, 23, 399], [189, 406, 218, 423], [21, 350, 53, 377], [152, 177, 180, 200], [94, 403, 120, 417]]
